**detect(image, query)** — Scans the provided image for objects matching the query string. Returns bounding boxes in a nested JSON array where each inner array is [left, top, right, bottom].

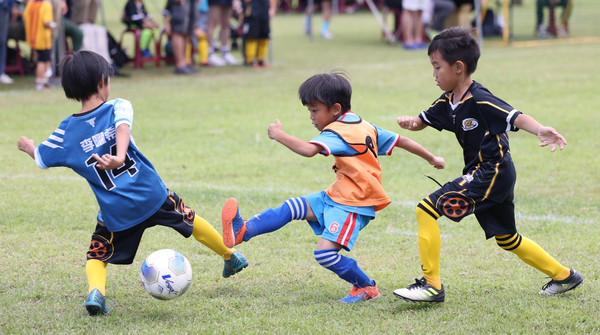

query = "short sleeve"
[[112, 98, 134, 130], [309, 131, 347, 156], [473, 88, 522, 133], [372, 124, 400, 156]]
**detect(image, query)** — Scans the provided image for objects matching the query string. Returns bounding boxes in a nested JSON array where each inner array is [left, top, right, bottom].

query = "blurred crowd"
[[1, 0, 572, 88]]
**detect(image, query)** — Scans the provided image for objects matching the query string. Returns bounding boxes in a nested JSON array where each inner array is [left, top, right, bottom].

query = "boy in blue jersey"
[[221, 71, 445, 303], [393, 27, 583, 303], [17, 50, 248, 316]]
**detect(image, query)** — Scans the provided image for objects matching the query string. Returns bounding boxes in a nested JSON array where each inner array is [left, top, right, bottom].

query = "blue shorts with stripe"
[[302, 191, 375, 251]]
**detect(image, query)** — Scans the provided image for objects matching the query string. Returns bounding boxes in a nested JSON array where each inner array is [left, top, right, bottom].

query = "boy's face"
[[430, 51, 459, 92], [306, 101, 341, 132]]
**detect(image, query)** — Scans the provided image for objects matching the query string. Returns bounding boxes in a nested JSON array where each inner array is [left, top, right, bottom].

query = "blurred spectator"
[[401, 0, 430, 49], [123, 0, 160, 58], [426, 0, 455, 34], [164, 0, 198, 74], [300, 0, 333, 39], [64, 0, 83, 51], [536, 0, 573, 38], [206, 0, 240, 65], [191, 0, 209, 66], [242, 0, 276, 67], [23, 0, 54, 90], [71, 0, 100, 24], [1, 0, 16, 84]]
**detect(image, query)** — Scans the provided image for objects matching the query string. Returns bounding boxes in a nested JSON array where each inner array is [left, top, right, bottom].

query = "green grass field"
[[1, 0, 599, 333]]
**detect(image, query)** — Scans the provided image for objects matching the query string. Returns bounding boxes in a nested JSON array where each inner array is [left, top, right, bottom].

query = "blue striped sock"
[[244, 198, 307, 241], [314, 249, 374, 288]]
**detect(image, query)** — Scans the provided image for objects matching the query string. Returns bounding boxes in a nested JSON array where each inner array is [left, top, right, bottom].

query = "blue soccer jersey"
[[34, 98, 168, 232]]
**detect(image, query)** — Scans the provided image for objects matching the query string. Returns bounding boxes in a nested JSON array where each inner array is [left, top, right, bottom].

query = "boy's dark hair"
[[60, 50, 114, 102], [298, 70, 352, 113], [428, 27, 480, 75]]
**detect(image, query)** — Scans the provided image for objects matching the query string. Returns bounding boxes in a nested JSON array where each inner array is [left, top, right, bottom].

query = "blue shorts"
[[302, 191, 374, 251], [87, 190, 194, 264]]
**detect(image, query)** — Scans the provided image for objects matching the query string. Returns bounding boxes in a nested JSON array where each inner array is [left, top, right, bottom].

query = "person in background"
[[206, 0, 240, 66], [123, 0, 160, 58], [163, 0, 198, 74], [401, 0, 430, 50], [1, 0, 16, 84], [23, 0, 54, 90], [241, 0, 275, 67]]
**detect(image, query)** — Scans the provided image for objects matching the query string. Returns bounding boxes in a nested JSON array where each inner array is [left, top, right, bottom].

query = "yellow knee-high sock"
[[495, 233, 570, 280], [185, 40, 193, 64], [86, 259, 107, 295], [192, 216, 233, 260], [198, 35, 209, 64], [245, 39, 258, 64], [257, 39, 269, 63], [417, 198, 442, 290]]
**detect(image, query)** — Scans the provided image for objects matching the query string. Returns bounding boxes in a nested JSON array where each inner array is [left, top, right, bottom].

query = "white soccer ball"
[[140, 249, 192, 300]]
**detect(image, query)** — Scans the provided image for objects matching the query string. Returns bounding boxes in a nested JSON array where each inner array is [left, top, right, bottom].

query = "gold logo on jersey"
[[462, 118, 479, 131]]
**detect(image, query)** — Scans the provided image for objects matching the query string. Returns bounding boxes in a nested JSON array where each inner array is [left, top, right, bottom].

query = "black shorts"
[[208, 0, 233, 7], [243, 17, 270, 39], [36, 49, 51, 62], [169, 1, 197, 35], [86, 190, 195, 265], [426, 175, 517, 239], [300, 0, 330, 7]]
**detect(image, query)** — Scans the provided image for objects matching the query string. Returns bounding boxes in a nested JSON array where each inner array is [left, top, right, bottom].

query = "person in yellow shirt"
[[23, 0, 54, 90]]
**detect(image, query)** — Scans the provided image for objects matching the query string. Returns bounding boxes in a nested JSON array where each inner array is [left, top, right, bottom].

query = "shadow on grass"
[[390, 301, 444, 313]]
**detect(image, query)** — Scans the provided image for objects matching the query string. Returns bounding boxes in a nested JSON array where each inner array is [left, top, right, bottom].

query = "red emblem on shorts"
[[437, 192, 475, 220], [329, 222, 339, 234], [87, 234, 113, 261]]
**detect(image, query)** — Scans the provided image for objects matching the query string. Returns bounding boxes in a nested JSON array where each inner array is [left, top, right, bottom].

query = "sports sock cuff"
[[285, 197, 307, 220], [314, 249, 341, 268]]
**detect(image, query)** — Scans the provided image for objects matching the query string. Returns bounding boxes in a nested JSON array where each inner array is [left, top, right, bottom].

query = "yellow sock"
[[198, 35, 209, 64], [257, 39, 269, 63], [192, 216, 233, 260], [86, 259, 107, 295], [495, 233, 570, 280], [416, 199, 442, 290], [245, 39, 258, 64], [185, 40, 193, 64]]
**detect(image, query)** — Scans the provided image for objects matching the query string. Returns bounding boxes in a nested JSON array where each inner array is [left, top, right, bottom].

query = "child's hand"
[[397, 116, 419, 129], [92, 153, 125, 170], [537, 126, 566, 152], [430, 156, 445, 169], [268, 119, 283, 140], [18, 136, 35, 158]]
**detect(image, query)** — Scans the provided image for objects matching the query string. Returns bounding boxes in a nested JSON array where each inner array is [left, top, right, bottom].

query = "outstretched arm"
[[397, 115, 427, 131], [514, 114, 566, 152], [18, 136, 36, 159], [268, 120, 322, 157], [92, 124, 131, 170], [396, 135, 445, 169]]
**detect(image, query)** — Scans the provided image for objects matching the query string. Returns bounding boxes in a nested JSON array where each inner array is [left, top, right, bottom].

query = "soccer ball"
[[140, 249, 192, 300]]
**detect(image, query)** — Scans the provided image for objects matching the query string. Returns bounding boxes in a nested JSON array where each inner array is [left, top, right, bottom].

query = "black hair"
[[428, 27, 480, 75], [298, 70, 352, 113], [60, 50, 114, 102]]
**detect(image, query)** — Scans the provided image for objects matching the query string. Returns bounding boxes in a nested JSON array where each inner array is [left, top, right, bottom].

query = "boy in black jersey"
[[393, 27, 582, 303]]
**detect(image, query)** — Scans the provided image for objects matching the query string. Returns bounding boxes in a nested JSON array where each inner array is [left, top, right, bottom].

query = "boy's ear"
[[332, 103, 342, 116], [455, 61, 466, 74], [97, 74, 105, 89]]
